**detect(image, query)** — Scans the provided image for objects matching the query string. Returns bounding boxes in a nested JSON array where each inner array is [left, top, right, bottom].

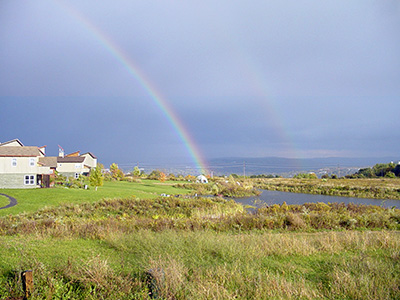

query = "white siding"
[[81, 154, 97, 169], [0, 157, 39, 174]]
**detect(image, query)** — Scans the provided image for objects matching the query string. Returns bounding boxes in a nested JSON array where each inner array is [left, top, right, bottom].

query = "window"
[[75, 163, 81, 169], [24, 175, 35, 185], [12, 158, 17, 167], [29, 158, 35, 167]]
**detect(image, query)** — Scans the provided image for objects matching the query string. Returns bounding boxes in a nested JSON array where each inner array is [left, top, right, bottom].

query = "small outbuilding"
[[196, 175, 208, 184]]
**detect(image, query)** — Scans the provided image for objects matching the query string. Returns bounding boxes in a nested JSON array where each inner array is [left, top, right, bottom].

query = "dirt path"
[[0, 193, 17, 209]]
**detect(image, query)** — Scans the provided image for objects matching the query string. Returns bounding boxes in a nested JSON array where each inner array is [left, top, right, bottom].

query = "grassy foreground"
[[1, 179, 400, 299], [1, 230, 399, 299]]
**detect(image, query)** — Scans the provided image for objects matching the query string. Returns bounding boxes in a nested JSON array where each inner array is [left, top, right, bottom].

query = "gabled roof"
[[66, 151, 80, 157], [38, 157, 58, 168], [0, 139, 24, 147], [57, 157, 85, 163], [81, 152, 97, 159], [0, 146, 42, 157]]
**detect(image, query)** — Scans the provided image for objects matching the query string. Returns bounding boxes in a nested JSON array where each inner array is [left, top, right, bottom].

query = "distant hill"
[[208, 156, 399, 177]]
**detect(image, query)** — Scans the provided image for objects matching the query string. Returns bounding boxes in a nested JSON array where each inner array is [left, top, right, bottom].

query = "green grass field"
[[0, 180, 189, 217], [0, 195, 10, 208]]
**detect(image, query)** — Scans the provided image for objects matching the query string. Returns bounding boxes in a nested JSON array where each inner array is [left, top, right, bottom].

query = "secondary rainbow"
[[55, 1, 208, 174]]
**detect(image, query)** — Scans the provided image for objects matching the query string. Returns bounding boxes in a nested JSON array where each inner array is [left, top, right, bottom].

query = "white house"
[[0, 139, 97, 188], [0, 139, 50, 188], [54, 151, 97, 178], [81, 152, 97, 170]]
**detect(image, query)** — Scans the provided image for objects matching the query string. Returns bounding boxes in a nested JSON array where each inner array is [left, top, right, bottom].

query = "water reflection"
[[235, 190, 400, 209]]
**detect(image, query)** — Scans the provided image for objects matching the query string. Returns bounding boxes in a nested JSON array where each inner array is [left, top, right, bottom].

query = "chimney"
[[58, 145, 64, 158]]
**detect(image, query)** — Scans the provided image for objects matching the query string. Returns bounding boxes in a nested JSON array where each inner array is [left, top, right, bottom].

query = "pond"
[[235, 190, 400, 209]]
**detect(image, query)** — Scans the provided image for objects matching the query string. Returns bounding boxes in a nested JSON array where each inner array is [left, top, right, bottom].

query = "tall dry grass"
[[1, 230, 399, 299]]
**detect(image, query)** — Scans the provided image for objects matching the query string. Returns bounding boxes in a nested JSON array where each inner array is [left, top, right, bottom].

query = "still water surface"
[[235, 190, 400, 209]]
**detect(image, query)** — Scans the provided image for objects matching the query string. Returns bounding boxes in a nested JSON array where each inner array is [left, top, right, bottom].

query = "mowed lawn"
[[0, 180, 190, 216], [0, 195, 10, 208]]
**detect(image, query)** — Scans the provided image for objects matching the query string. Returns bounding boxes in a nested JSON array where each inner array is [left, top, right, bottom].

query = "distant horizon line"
[[105, 155, 399, 172], [113, 155, 399, 164]]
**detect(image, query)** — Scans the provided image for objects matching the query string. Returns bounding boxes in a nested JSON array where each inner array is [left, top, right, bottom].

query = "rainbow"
[[230, 47, 303, 170], [55, 1, 208, 174]]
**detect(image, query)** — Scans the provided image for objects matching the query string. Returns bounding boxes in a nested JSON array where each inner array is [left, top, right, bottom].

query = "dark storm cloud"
[[1, 0, 399, 165]]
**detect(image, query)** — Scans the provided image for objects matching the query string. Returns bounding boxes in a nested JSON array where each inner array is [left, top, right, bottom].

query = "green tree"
[[148, 170, 162, 180], [385, 171, 396, 178], [373, 163, 388, 177], [110, 163, 124, 180], [89, 164, 104, 191], [133, 166, 141, 177], [394, 164, 400, 177], [356, 168, 374, 178]]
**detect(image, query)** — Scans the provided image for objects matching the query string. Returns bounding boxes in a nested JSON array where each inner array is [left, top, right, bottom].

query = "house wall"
[[0, 173, 37, 189], [57, 162, 85, 178], [0, 157, 38, 174], [38, 166, 53, 175], [81, 154, 97, 169]]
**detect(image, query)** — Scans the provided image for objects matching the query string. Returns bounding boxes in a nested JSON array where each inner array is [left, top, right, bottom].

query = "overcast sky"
[[1, 0, 399, 169]]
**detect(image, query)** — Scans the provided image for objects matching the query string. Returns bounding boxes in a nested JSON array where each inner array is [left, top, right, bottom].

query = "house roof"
[[38, 157, 58, 168], [57, 157, 85, 163], [66, 151, 80, 157], [81, 152, 97, 159], [0, 146, 42, 157], [0, 139, 24, 147]]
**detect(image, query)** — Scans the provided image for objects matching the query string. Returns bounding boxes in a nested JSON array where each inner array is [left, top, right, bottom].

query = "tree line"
[[347, 162, 400, 178]]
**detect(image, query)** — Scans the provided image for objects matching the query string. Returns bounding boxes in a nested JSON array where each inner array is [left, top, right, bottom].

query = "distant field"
[[255, 177, 400, 200], [0, 180, 189, 216]]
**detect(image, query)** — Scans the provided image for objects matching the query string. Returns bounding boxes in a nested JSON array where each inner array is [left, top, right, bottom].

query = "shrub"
[[284, 213, 306, 230]]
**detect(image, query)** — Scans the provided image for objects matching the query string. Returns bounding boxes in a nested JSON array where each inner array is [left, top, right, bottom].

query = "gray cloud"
[[1, 0, 399, 167]]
